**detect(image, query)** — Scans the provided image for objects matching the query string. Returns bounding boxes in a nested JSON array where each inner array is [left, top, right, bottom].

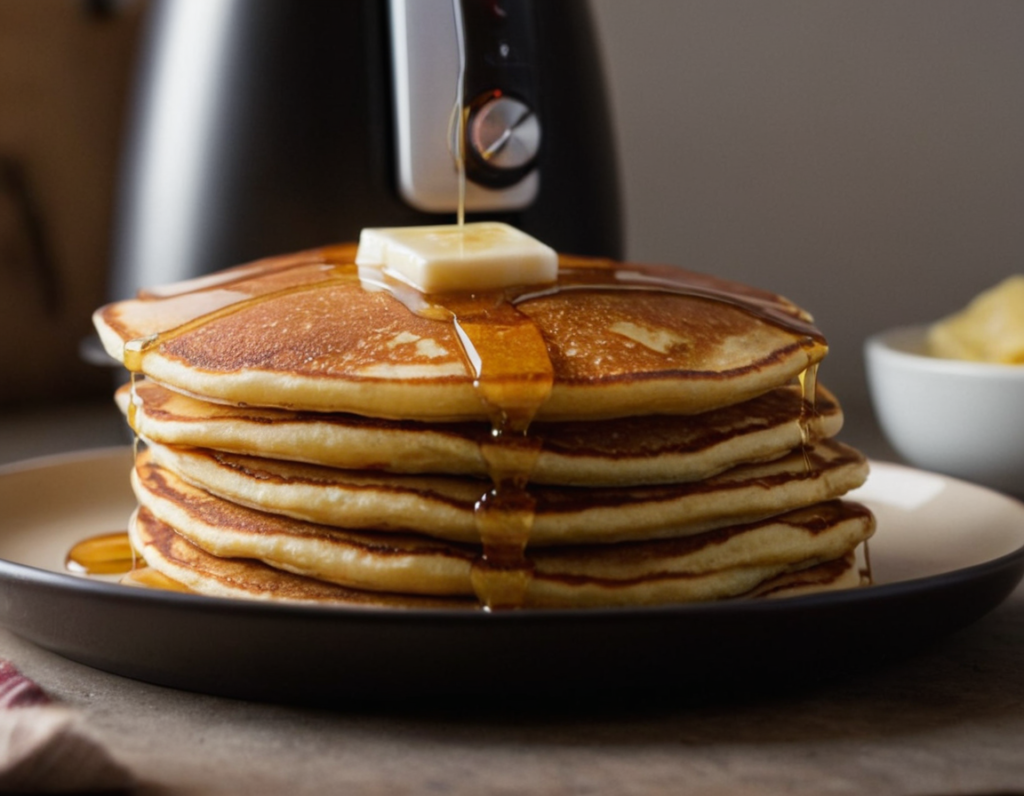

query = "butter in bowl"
[[865, 276, 1024, 497]]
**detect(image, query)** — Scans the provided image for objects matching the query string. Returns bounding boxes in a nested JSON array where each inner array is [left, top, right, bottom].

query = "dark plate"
[[1, 448, 1022, 705]]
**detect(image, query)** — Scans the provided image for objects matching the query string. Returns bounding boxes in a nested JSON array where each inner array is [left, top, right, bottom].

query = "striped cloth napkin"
[[0, 659, 134, 792]]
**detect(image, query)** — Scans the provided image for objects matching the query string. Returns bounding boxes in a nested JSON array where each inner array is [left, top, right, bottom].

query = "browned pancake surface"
[[95, 250, 828, 420]]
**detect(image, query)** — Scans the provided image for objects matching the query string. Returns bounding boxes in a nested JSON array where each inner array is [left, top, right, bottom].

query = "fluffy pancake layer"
[[94, 249, 827, 421], [132, 455, 873, 601], [128, 507, 469, 608], [119, 380, 843, 486], [128, 508, 865, 607], [128, 488, 871, 608], [141, 439, 868, 546]]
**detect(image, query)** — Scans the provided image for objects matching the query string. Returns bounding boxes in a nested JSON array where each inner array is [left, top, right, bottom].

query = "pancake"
[[132, 456, 476, 597], [119, 566, 193, 593], [93, 247, 828, 421], [128, 496, 871, 608], [127, 508, 468, 608], [118, 379, 844, 486], [525, 552, 865, 608], [140, 438, 868, 546], [746, 552, 864, 599], [132, 454, 874, 599], [93, 239, 873, 610]]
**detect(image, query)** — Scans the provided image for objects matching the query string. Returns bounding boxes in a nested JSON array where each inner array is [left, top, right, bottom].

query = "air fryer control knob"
[[469, 96, 540, 170], [465, 95, 541, 189]]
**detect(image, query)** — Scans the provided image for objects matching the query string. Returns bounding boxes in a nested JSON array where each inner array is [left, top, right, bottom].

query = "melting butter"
[[355, 222, 557, 293], [928, 275, 1024, 364]]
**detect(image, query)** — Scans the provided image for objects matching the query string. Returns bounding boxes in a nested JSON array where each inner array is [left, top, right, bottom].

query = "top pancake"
[[94, 246, 827, 422]]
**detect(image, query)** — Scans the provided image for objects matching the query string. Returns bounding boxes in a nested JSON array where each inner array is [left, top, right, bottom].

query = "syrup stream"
[[453, 0, 468, 228], [447, 300, 552, 609]]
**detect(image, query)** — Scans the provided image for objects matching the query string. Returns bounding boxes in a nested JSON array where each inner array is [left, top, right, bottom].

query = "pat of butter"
[[355, 222, 557, 293], [928, 275, 1024, 364]]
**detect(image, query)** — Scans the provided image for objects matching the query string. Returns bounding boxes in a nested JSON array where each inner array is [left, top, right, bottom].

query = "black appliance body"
[[109, 0, 621, 300]]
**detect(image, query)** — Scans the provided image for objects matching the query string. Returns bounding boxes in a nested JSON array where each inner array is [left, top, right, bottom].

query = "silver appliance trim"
[[388, 0, 538, 213], [115, 0, 240, 296]]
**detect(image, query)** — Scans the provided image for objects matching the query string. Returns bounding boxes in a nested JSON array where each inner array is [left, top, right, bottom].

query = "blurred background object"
[[0, 0, 1022, 425], [591, 0, 1024, 417], [107, 0, 620, 303], [0, 0, 142, 407]]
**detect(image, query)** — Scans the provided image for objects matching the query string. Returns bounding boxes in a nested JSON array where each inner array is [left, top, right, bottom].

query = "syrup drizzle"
[[66, 531, 135, 576], [797, 362, 820, 470], [452, 0, 468, 227], [513, 263, 824, 344], [447, 296, 552, 609], [358, 262, 553, 609]]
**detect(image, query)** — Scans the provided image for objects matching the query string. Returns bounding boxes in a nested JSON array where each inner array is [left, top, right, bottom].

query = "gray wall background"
[[589, 0, 1024, 416]]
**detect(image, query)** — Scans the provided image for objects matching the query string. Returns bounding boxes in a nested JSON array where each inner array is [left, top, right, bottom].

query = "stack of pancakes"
[[93, 244, 874, 609]]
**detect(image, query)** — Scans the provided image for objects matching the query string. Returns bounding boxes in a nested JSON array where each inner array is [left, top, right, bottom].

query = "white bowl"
[[865, 326, 1024, 497]]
